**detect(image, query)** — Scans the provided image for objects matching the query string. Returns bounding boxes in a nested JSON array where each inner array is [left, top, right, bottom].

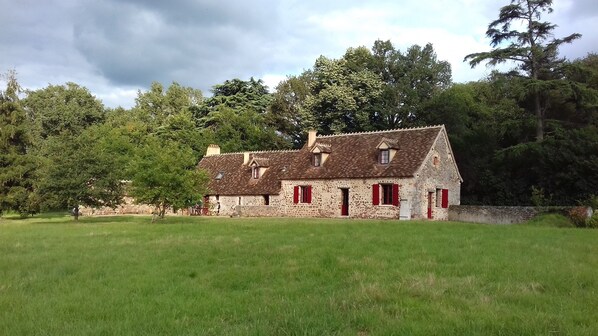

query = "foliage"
[[23, 82, 105, 142], [267, 75, 313, 147], [524, 213, 574, 228], [197, 78, 290, 152], [128, 137, 208, 220], [270, 41, 452, 138], [0, 71, 38, 216], [465, 0, 581, 141], [568, 206, 592, 228], [132, 81, 203, 132], [35, 126, 127, 219]]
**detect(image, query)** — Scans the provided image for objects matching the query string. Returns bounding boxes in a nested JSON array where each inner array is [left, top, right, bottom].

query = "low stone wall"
[[233, 205, 281, 217], [448, 205, 578, 224]]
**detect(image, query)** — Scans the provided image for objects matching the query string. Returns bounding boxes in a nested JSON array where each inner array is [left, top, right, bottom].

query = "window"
[[379, 149, 390, 164], [381, 184, 393, 205], [263, 195, 270, 205], [372, 183, 399, 206], [252, 165, 259, 179], [238, 197, 242, 205], [293, 185, 312, 204], [433, 156, 439, 167], [215, 172, 224, 180], [313, 153, 322, 167], [301, 186, 310, 203], [436, 188, 442, 207]]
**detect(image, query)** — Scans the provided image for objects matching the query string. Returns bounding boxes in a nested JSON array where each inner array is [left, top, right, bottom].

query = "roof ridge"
[[317, 125, 444, 138], [209, 149, 300, 156]]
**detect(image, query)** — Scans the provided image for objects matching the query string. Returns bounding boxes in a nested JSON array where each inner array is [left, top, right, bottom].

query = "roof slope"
[[197, 126, 443, 195], [198, 151, 298, 196], [286, 126, 442, 180]]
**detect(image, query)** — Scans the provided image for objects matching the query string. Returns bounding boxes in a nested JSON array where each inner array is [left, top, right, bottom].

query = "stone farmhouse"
[[197, 125, 462, 220]]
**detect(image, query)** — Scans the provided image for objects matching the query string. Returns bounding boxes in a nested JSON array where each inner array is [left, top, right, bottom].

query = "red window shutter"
[[442, 189, 449, 208], [293, 186, 299, 204], [307, 185, 312, 204], [372, 184, 379, 205], [392, 184, 400, 207]]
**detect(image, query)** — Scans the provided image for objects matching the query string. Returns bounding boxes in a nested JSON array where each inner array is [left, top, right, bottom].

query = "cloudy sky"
[[1, 0, 597, 108]]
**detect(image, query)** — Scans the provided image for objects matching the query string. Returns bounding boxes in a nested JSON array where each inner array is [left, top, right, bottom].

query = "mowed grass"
[[1, 215, 597, 335]]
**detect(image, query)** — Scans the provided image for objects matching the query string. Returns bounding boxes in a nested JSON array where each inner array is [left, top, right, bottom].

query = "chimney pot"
[[307, 130, 317, 147], [206, 144, 220, 156]]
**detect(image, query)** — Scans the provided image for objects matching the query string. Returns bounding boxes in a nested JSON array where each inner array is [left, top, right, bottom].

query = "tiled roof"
[[197, 126, 443, 195], [198, 151, 298, 196]]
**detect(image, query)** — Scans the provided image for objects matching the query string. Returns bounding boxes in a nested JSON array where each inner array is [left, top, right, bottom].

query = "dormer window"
[[251, 163, 259, 179], [215, 172, 224, 180], [313, 153, 322, 167], [379, 149, 390, 164], [376, 138, 398, 164]]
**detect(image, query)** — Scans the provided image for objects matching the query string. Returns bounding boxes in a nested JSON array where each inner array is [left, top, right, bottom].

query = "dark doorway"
[[341, 188, 349, 216]]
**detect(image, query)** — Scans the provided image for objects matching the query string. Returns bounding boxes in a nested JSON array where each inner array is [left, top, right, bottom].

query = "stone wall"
[[448, 205, 585, 224], [205, 194, 281, 216], [234, 205, 283, 217], [79, 197, 185, 216], [414, 130, 461, 220]]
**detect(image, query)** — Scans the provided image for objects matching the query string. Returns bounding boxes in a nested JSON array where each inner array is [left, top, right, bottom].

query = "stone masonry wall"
[[414, 130, 461, 220], [448, 205, 588, 224], [279, 178, 414, 219], [79, 197, 185, 216], [206, 194, 281, 216]]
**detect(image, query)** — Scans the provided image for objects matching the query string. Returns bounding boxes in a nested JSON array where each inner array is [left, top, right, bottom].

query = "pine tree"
[[465, 0, 581, 141], [0, 71, 37, 216]]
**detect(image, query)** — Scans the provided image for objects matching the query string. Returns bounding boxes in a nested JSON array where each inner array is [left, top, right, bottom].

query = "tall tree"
[[305, 54, 383, 134], [266, 75, 312, 148], [0, 71, 37, 216], [370, 42, 452, 129], [35, 126, 127, 219], [464, 0, 581, 141], [23, 83, 105, 142], [128, 137, 208, 221], [133, 81, 203, 131], [197, 78, 290, 151]]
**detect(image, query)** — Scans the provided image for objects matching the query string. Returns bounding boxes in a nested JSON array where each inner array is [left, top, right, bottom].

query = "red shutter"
[[372, 184, 379, 205], [293, 186, 299, 204], [442, 189, 449, 208], [307, 185, 312, 204], [392, 184, 400, 207]]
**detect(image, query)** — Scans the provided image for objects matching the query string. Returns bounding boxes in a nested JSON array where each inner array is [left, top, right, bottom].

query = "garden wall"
[[448, 205, 587, 224]]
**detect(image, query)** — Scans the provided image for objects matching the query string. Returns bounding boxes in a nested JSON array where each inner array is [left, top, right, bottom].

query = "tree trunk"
[[74, 205, 79, 221], [534, 91, 543, 141]]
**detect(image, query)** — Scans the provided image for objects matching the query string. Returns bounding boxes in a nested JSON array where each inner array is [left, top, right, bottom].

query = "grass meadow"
[[1, 214, 597, 335]]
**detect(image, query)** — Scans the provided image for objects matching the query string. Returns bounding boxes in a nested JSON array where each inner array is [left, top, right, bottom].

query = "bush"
[[589, 212, 598, 229], [568, 206, 592, 228]]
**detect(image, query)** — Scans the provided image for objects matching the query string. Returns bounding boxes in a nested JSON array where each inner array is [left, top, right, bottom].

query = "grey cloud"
[[71, 0, 296, 93]]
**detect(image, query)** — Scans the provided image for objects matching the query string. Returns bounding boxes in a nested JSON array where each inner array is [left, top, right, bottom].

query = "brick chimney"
[[307, 130, 317, 147], [206, 144, 220, 156]]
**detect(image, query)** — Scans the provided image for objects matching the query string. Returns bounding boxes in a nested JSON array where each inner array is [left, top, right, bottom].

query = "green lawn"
[[1, 215, 597, 335]]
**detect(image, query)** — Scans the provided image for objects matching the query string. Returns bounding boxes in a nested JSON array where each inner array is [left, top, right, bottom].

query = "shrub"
[[568, 206, 591, 228], [589, 212, 598, 229]]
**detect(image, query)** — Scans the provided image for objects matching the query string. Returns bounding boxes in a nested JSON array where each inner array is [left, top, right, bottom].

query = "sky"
[[1, 0, 597, 108]]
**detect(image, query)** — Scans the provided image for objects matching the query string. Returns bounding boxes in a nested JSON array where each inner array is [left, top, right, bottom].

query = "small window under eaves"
[[215, 172, 224, 180]]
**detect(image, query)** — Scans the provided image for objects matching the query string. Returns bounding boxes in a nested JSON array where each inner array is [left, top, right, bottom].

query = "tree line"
[[1, 0, 597, 218]]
